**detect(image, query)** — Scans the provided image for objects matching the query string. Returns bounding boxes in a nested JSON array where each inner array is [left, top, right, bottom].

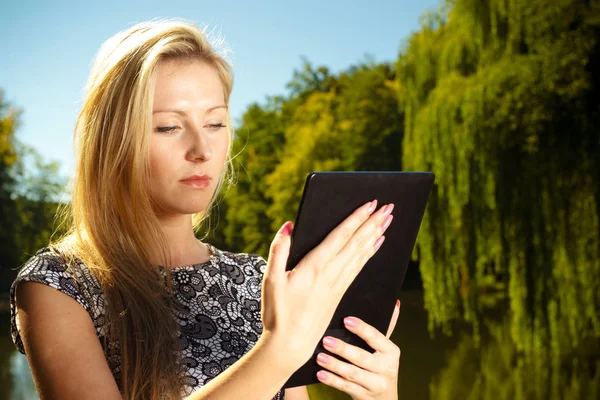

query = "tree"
[[222, 100, 286, 255], [0, 89, 67, 293], [0, 90, 22, 276], [397, 0, 600, 357], [222, 60, 404, 259]]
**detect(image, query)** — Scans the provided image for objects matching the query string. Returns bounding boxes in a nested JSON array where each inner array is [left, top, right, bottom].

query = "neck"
[[153, 213, 210, 268]]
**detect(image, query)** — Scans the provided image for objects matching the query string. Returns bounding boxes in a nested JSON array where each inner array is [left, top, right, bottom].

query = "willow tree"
[[398, 0, 600, 357], [430, 320, 600, 400]]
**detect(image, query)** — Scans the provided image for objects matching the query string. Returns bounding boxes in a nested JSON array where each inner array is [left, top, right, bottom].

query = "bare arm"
[[16, 281, 295, 400], [15, 281, 123, 400]]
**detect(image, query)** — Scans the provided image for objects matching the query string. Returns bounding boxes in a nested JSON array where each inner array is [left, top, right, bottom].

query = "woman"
[[10, 19, 400, 400]]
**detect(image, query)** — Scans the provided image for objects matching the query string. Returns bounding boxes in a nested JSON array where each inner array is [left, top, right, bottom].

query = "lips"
[[180, 174, 211, 188]]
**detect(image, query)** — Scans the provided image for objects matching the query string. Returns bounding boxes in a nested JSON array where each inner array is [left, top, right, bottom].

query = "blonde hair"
[[52, 19, 235, 399]]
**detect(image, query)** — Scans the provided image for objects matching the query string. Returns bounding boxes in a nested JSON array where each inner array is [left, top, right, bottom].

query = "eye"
[[155, 126, 179, 133], [206, 123, 226, 131]]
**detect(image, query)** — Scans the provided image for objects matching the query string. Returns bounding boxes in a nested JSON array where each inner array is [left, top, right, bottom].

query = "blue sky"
[[1, 0, 440, 176]]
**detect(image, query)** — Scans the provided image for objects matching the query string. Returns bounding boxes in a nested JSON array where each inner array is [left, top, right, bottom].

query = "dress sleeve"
[[9, 247, 95, 355]]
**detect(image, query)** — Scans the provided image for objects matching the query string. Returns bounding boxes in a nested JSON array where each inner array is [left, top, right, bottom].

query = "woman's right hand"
[[259, 199, 394, 371]]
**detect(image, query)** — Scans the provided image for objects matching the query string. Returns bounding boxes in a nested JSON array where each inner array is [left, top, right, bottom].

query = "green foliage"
[[430, 317, 600, 400], [0, 90, 23, 277], [10, 144, 66, 260], [222, 100, 287, 255], [222, 60, 403, 256], [0, 91, 67, 293], [398, 0, 600, 357]]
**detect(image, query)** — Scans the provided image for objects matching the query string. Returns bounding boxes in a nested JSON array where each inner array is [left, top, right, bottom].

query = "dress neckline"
[[162, 242, 220, 271]]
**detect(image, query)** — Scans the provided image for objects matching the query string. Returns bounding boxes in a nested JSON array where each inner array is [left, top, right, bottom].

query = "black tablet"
[[283, 171, 434, 388]]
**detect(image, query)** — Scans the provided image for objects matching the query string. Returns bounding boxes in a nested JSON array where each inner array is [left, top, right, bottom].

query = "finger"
[[265, 221, 293, 282], [333, 203, 394, 279], [385, 300, 401, 339], [316, 352, 385, 394], [321, 335, 376, 372], [301, 200, 377, 269], [342, 316, 399, 355], [316, 369, 371, 399]]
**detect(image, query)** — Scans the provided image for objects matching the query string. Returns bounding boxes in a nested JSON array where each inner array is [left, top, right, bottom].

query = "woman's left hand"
[[315, 300, 401, 400]]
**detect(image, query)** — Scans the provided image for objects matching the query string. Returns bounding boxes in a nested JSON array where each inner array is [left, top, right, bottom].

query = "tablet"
[[283, 171, 434, 388]]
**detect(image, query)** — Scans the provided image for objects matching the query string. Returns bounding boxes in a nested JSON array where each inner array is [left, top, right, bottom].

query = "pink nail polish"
[[317, 371, 329, 381], [382, 215, 393, 230], [374, 236, 386, 250], [344, 317, 358, 328], [316, 353, 330, 365], [280, 221, 293, 236], [367, 199, 378, 214], [382, 203, 395, 216], [323, 336, 337, 348]]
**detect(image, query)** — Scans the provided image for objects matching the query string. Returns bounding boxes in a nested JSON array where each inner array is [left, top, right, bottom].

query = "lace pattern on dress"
[[10, 245, 285, 399]]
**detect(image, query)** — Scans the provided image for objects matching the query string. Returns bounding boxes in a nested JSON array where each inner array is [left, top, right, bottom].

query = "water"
[[0, 311, 37, 400], [1, 291, 597, 399]]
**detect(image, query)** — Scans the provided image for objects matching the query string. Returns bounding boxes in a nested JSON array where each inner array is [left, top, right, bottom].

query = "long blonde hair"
[[52, 19, 235, 399]]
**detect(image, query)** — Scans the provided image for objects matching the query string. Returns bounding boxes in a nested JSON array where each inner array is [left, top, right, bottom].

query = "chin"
[[151, 198, 207, 215], [177, 202, 212, 215]]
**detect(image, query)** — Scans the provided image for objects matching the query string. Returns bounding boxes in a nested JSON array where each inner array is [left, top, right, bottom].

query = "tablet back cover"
[[283, 171, 434, 388]]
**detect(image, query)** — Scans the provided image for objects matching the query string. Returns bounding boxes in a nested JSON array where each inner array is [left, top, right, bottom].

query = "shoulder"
[[17, 246, 70, 276], [9, 248, 121, 398], [10, 246, 104, 354], [13, 247, 82, 294], [12, 246, 100, 302]]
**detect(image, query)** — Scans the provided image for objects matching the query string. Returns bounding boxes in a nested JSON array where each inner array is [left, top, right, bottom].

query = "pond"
[[1, 290, 597, 399]]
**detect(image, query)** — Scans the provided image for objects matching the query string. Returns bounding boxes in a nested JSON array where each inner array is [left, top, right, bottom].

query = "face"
[[149, 58, 229, 217]]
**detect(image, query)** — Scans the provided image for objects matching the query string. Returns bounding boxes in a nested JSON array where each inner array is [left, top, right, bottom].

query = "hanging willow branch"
[[398, 0, 600, 356]]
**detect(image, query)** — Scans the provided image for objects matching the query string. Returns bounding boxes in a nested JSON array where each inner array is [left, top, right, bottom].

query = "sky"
[[1, 0, 441, 177]]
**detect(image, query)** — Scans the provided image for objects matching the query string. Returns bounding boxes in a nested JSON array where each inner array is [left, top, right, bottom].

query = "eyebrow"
[[152, 105, 228, 115]]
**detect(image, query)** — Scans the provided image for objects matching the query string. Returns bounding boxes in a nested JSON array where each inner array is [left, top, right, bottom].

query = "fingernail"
[[367, 199, 378, 214], [322, 336, 337, 348], [382, 203, 395, 216], [382, 214, 393, 230], [316, 353, 330, 365], [280, 221, 293, 236], [396, 299, 400, 308], [317, 371, 329, 381], [374, 235, 386, 250], [344, 317, 358, 328]]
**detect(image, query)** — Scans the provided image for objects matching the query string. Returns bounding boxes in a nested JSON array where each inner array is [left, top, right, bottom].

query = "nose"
[[187, 127, 213, 162]]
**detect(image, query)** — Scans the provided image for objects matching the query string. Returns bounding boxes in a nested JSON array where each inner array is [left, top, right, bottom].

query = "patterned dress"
[[9, 244, 285, 399]]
